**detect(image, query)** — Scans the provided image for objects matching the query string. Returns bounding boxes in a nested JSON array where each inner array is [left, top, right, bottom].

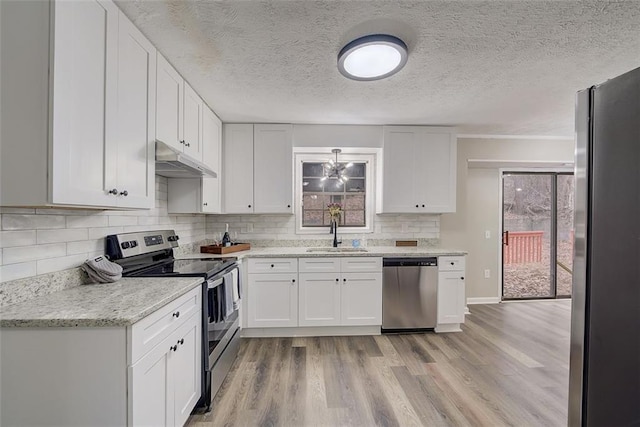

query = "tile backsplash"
[[206, 213, 440, 246], [0, 176, 207, 283]]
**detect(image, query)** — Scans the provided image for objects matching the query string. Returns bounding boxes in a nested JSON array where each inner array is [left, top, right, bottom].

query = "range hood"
[[155, 140, 217, 178]]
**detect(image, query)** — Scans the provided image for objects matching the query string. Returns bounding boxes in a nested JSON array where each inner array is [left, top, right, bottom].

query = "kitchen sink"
[[305, 247, 369, 253]]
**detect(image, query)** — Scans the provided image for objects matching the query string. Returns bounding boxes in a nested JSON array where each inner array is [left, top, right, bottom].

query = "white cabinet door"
[[253, 124, 293, 213], [156, 54, 184, 152], [182, 82, 202, 161], [380, 126, 456, 213], [50, 0, 118, 207], [417, 130, 457, 213], [247, 273, 298, 327], [223, 124, 254, 213], [437, 272, 465, 324], [381, 127, 419, 213], [341, 272, 382, 326], [129, 333, 172, 427], [299, 273, 341, 327], [201, 177, 220, 214], [201, 106, 222, 172], [115, 11, 156, 209], [171, 313, 202, 427]]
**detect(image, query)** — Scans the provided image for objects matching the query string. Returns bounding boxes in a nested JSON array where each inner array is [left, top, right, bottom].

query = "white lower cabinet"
[[436, 256, 466, 331], [247, 273, 298, 327], [298, 258, 382, 328], [0, 287, 201, 427], [130, 310, 201, 427]]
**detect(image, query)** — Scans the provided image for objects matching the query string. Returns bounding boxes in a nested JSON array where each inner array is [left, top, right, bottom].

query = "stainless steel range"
[[106, 230, 241, 412]]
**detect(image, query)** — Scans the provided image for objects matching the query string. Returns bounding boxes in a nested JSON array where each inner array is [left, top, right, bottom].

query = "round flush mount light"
[[337, 34, 408, 81]]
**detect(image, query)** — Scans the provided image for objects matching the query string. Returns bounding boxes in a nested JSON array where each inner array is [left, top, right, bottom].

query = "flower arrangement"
[[327, 202, 342, 221]]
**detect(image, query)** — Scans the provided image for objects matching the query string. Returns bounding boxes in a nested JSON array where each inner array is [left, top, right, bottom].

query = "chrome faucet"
[[330, 219, 342, 248]]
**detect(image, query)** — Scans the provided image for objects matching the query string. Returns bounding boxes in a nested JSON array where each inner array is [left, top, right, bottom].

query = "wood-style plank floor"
[[188, 300, 571, 427]]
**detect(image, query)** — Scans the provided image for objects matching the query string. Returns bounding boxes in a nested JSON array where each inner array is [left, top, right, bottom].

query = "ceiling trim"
[[458, 134, 574, 141]]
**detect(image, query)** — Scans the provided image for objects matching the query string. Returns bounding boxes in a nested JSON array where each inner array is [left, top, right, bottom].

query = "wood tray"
[[200, 243, 251, 254], [395, 240, 418, 247]]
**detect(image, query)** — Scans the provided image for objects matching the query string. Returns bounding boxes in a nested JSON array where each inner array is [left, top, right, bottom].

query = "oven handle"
[[207, 277, 224, 289]]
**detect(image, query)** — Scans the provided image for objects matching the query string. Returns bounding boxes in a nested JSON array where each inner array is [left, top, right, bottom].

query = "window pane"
[[303, 163, 324, 177], [303, 178, 326, 192], [303, 210, 324, 226], [346, 179, 365, 192], [345, 210, 365, 226], [345, 194, 365, 210], [347, 163, 366, 178], [303, 194, 328, 209]]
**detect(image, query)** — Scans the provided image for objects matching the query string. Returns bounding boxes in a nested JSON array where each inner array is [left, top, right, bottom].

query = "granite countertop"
[[177, 246, 467, 260], [0, 277, 203, 328]]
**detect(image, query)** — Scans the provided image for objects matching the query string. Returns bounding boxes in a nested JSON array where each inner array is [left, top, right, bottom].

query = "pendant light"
[[321, 149, 352, 186]]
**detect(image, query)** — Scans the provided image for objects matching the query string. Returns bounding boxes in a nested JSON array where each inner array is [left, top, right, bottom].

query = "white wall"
[[439, 137, 575, 301], [0, 176, 207, 283]]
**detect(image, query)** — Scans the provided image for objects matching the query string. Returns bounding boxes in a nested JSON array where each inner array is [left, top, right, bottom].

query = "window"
[[295, 152, 375, 234]]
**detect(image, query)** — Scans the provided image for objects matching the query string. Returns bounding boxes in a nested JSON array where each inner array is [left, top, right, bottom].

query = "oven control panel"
[[106, 230, 180, 260]]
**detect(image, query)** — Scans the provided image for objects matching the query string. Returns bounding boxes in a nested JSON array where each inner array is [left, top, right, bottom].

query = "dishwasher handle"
[[383, 257, 438, 267]]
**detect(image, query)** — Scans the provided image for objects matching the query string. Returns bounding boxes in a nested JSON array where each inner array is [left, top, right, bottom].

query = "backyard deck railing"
[[504, 231, 544, 264]]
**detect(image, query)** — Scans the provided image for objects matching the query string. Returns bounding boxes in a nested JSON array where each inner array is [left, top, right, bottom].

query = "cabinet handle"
[[248, 204, 252, 208], [287, 204, 291, 208], [450, 262, 455, 266], [415, 204, 419, 208], [335, 278, 339, 282], [180, 140, 185, 145], [120, 190, 128, 197], [108, 188, 118, 195], [203, 202, 208, 206], [422, 204, 425, 208], [178, 338, 184, 345], [270, 264, 274, 268], [343, 278, 347, 282], [172, 311, 180, 318], [170, 345, 177, 352], [185, 142, 191, 147], [461, 277, 465, 280]]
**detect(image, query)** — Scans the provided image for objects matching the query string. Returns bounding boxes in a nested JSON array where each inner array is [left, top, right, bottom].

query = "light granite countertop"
[[176, 246, 467, 260], [0, 277, 203, 328]]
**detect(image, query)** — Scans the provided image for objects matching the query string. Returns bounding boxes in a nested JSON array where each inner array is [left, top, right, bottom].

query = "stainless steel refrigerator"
[[569, 67, 640, 426]]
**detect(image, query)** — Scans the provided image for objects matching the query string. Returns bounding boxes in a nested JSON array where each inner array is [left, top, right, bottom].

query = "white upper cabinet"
[[50, 0, 119, 207], [201, 106, 222, 172], [156, 54, 204, 161], [222, 123, 293, 214], [379, 126, 457, 213], [253, 124, 293, 213], [113, 11, 156, 209], [182, 82, 203, 161], [156, 54, 184, 152], [223, 124, 255, 213], [0, 0, 156, 209]]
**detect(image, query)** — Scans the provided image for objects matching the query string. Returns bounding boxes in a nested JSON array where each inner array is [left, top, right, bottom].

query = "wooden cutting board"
[[200, 243, 251, 254]]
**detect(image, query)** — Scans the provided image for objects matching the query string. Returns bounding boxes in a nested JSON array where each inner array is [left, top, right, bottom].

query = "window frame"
[[295, 151, 376, 234]]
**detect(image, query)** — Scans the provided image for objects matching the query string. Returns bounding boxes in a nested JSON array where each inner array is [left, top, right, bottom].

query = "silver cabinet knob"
[[120, 190, 128, 197], [108, 189, 118, 195]]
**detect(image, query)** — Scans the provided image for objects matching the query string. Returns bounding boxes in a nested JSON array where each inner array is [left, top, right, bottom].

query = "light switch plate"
[[485, 230, 491, 239], [484, 269, 491, 278]]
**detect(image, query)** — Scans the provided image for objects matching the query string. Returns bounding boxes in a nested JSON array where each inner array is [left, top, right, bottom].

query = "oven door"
[[205, 267, 240, 369]]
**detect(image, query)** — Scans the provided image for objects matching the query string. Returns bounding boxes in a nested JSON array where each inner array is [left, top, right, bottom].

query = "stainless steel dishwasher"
[[382, 257, 438, 331]]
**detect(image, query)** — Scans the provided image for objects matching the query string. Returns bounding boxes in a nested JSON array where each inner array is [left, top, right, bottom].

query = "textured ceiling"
[[116, 1, 640, 136]]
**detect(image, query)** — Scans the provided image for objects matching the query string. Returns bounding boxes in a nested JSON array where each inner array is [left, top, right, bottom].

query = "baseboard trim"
[[467, 297, 501, 305], [241, 325, 380, 338]]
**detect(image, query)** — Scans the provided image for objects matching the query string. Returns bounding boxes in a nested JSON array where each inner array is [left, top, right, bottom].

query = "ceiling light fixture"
[[323, 149, 352, 185], [337, 34, 408, 81]]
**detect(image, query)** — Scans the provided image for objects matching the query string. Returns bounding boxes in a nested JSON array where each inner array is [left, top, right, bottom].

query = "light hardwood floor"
[[189, 300, 571, 427]]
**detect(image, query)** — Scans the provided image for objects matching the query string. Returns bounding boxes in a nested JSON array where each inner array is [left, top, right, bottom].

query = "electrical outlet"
[[246, 223, 254, 233], [484, 269, 491, 279], [485, 230, 491, 239]]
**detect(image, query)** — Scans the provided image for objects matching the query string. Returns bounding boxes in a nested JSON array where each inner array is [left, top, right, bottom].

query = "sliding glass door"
[[502, 172, 574, 300]]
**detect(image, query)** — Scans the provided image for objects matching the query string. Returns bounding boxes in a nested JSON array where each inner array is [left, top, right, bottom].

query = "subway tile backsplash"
[[0, 176, 207, 283]]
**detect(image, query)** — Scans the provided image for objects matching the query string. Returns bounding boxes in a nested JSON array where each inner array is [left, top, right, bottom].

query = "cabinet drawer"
[[130, 286, 201, 364], [248, 258, 298, 273], [341, 257, 382, 273], [438, 256, 465, 272], [299, 258, 341, 273]]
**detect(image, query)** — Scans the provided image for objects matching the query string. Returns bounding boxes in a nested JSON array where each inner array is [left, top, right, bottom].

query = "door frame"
[[498, 168, 573, 301]]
